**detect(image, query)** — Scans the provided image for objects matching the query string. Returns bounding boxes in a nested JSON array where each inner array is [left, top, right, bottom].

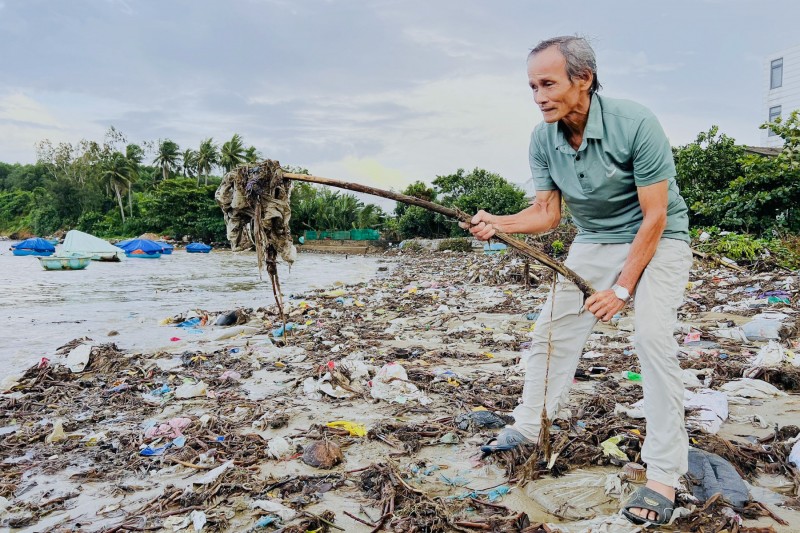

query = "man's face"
[[527, 46, 589, 123]]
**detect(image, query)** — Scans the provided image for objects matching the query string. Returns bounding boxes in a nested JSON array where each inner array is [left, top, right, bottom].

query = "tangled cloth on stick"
[[216, 160, 296, 320]]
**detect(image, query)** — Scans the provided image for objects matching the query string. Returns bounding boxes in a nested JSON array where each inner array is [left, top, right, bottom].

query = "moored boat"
[[126, 250, 162, 259], [186, 242, 212, 253], [12, 237, 56, 257], [117, 238, 163, 259], [62, 230, 126, 261], [37, 255, 92, 270], [157, 241, 174, 255]]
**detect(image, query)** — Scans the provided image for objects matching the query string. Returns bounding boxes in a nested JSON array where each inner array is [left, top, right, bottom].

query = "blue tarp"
[[116, 239, 164, 254], [186, 242, 212, 253], [13, 237, 56, 253], [157, 241, 174, 254]]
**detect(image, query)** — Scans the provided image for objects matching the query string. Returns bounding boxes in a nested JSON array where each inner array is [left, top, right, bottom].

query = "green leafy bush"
[[437, 238, 473, 252], [400, 240, 424, 252], [692, 227, 800, 269]]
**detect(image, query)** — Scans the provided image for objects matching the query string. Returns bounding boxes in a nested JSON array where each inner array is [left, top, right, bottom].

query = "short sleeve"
[[632, 112, 676, 186], [529, 129, 557, 191]]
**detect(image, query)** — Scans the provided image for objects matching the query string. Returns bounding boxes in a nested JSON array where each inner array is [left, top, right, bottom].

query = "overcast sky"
[[1, 0, 798, 197]]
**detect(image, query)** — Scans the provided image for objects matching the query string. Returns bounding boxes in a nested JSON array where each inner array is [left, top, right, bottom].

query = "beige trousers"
[[511, 238, 693, 487]]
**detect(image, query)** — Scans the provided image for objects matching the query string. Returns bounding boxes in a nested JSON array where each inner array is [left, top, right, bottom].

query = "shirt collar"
[[584, 93, 604, 140], [553, 93, 604, 149]]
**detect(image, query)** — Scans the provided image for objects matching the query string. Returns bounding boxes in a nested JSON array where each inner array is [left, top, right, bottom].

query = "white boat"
[[62, 230, 126, 262]]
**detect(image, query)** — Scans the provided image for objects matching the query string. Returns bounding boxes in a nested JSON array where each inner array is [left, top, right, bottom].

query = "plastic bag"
[[326, 420, 367, 436], [370, 362, 431, 405], [175, 381, 208, 399]]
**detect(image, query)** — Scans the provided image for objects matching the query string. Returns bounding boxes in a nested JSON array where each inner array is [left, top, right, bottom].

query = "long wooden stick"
[[283, 172, 595, 296]]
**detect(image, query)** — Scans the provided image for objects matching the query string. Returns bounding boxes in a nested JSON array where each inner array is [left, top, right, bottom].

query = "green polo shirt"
[[529, 94, 689, 243]]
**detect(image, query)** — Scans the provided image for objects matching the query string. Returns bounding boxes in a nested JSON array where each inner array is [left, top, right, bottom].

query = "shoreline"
[[1, 252, 799, 531]]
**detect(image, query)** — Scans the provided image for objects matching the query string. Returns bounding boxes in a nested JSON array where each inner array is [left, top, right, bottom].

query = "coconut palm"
[[125, 143, 145, 166], [152, 139, 181, 181], [196, 138, 219, 186], [123, 144, 143, 216], [355, 203, 384, 228], [99, 152, 135, 223], [244, 145, 260, 164], [181, 149, 198, 179], [220, 133, 246, 173]]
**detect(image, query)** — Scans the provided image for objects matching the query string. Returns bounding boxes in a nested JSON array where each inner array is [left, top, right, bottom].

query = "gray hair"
[[529, 36, 601, 94]]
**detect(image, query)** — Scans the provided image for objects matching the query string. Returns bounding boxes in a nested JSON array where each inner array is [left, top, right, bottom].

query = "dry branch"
[[284, 171, 595, 296]]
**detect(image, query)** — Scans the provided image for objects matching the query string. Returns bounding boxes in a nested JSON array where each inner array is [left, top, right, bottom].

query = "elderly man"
[[464, 36, 692, 526]]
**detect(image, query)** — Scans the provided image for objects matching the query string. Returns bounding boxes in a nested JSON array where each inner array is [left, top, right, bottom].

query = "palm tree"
[[244, 145, 260, 164], [220, 133, 246, 173], [355, 203, 383, 228], [181, 149, 198, 179], [99, 152, 135, 223], [125, 143, 145, 166], [196, 138, 219, 186], [124, 144, 143, 217], [152, 139, 181, 181]]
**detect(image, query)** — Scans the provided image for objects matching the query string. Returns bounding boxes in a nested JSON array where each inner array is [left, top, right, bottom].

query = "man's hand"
[[584, 289, 627, 322], [458, 210, 498, 241]]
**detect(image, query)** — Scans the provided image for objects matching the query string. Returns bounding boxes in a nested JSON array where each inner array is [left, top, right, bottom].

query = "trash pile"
[[1, 250, 799, 531]]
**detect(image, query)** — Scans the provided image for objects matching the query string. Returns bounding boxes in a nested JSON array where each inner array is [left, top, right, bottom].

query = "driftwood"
[[283, 172, 595, 297]]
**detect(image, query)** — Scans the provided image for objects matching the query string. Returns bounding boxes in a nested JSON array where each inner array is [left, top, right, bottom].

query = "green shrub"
[[400, 240, 424, 252], [692, 227, 800, 269], [438, 238, 473, 252], [551, 239, 565, 255]]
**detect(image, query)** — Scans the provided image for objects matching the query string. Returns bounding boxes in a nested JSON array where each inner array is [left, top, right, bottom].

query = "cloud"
[[306, 71, 540, 203], [0, 0, 795, 173], [402, 28, 516, 62], [0, 92, 63, 128], [601, 50, 682, 76]]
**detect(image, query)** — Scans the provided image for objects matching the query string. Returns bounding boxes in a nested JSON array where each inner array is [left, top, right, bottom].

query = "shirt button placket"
[[575, 151, 589, 191]]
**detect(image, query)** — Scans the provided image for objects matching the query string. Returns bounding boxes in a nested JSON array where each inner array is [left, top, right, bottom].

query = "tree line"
[[2, 113, 800, 245], [0, 129, 392, 241]]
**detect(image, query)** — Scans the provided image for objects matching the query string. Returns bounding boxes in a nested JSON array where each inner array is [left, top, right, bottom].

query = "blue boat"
[[158, 242, 174, 255], [38, 255, 92, 271], [126, 251, 162, 259], [186, 242, 212, 254], [12, 237, 56, 257], [117, 238, 164, 259]]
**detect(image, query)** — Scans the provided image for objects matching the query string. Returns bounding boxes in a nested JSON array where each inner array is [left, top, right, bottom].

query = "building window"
[[770, 58, 783, 89], [768, 105, 781, 136]]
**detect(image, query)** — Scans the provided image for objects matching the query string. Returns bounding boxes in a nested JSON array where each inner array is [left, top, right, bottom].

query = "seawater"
[[0, 243, 391, 372]]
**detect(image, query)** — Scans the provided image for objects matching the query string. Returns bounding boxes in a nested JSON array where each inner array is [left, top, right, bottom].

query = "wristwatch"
[[611, 284, 630, 302]]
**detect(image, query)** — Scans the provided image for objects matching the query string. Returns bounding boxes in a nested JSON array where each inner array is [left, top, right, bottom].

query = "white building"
[[762, 44, 800, 147]]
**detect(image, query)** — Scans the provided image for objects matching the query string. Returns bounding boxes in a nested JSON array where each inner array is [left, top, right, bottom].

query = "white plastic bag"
[[789, 440, 800, 468], [684, 389, 728, 434], [267, 436, 292, 459], [371, 362, 431, 404], [66, 344, 92, 373], [175, 380, 208, 399]]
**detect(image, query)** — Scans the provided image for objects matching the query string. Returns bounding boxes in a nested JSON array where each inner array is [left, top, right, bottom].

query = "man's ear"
[[578, 70, 594, 92]]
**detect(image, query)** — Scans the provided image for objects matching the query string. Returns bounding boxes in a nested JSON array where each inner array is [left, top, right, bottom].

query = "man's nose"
[[533, 90, 547, 106]]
